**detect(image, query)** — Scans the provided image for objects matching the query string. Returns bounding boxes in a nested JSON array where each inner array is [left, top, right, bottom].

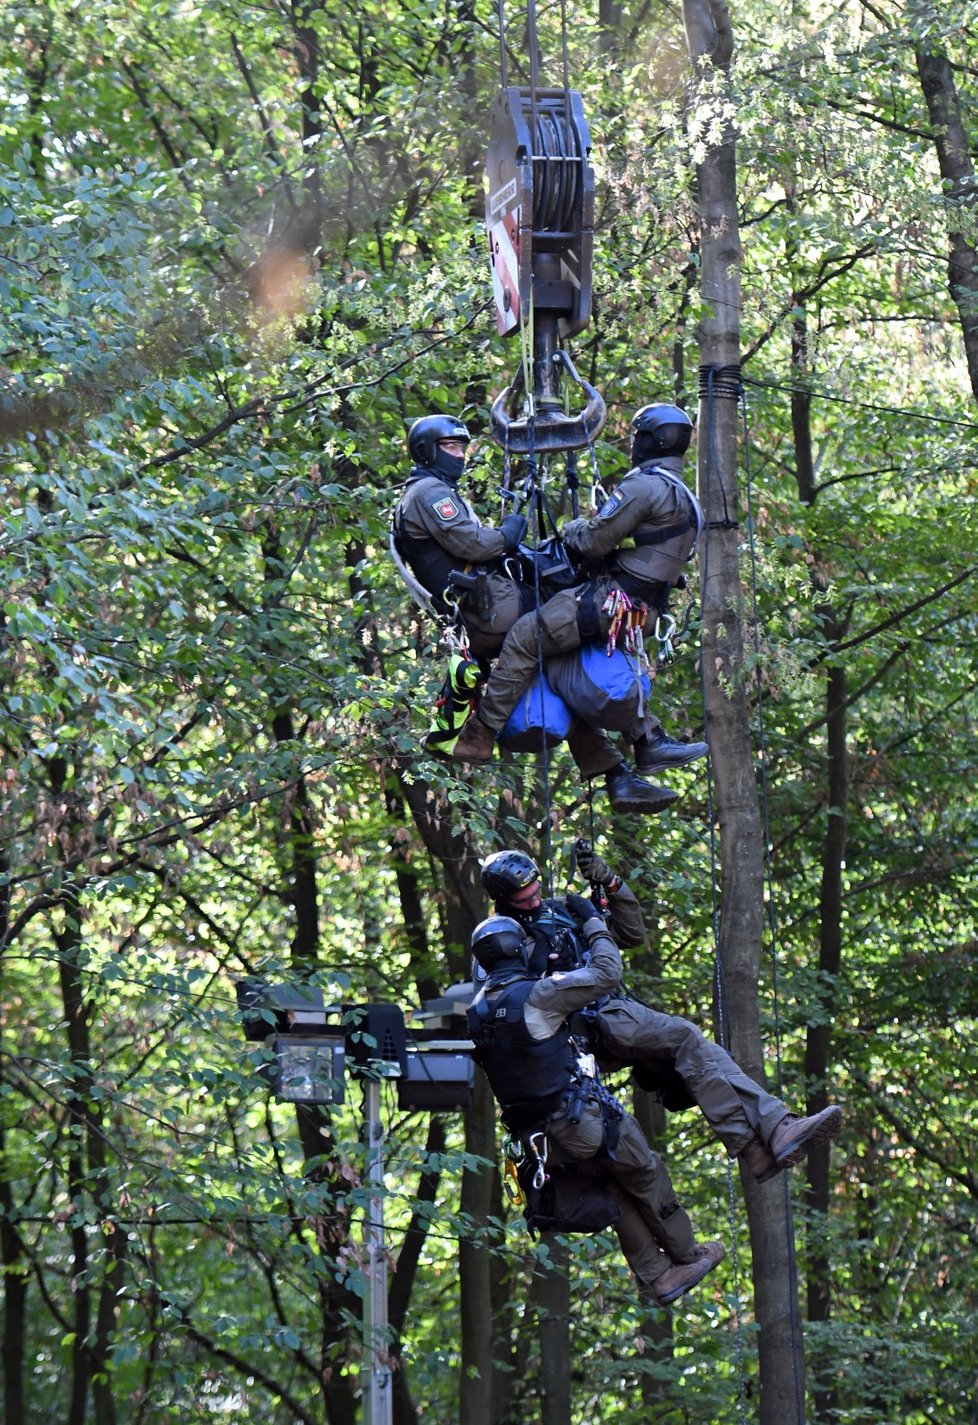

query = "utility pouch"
[[516, 1158, 620, 1239], [575, 584, 602, 641]]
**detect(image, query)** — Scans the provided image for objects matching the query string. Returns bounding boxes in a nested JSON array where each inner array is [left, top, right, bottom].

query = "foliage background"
[[0, 0, 975, 1421]]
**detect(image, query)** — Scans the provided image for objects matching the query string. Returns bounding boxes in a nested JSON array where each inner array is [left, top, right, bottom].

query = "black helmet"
[[470, 915, 529, 974], [407, 415, 470, 481], [480, 849, 539, 903], [630, 403, 693, 464]]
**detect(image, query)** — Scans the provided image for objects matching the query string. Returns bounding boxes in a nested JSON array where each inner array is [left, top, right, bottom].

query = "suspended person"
[[392, 414, 675, 815], [479, 847, 843, 1183], [449, 403, 709, 784], [468, 910, 725, 1305]]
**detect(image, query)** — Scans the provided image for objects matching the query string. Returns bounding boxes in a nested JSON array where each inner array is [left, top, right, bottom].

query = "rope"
[[738, 383, 807, 1422], [496, 0, 508, 86], [699, 364, 740, 531], [696, 394, 748, 1425], [699, 368, 809, 1424]]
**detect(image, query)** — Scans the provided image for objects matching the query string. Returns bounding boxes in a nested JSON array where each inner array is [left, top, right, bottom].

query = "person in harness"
[[480, 847, 843, 1183], [391, 414, 529, 655], [393, 414, 676, 814], [448, 403, 709, 788], [467, 911, 725, 1305]]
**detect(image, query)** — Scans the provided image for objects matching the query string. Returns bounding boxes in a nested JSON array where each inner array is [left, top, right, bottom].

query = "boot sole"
[[636, 752, 707, 774], [610, 793, 679, 814], [773, 1107, 843, 1170]]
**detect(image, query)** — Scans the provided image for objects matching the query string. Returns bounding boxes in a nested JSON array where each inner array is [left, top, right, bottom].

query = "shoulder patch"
[[598, 489, 626, 519], [432, 495, 460, 522]]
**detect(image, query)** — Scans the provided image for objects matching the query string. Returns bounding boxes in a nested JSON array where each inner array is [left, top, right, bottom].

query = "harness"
[[624, 464, 704, 556], [390, 475, 471, 620]]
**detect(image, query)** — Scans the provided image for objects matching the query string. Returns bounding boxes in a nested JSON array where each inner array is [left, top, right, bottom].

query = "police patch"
[[432, 496, 460, 522], [599, 489, 625, 518]]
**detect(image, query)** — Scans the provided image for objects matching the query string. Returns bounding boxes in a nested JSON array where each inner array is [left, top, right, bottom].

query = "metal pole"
[[363, 1078, 392, 1425]]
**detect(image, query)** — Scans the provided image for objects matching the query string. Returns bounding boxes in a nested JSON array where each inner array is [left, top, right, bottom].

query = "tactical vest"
[[391, 470, 479, 617], [610, 463, 703, 600], [467, 977, 578, 1132], [523, 902, 589, 977]]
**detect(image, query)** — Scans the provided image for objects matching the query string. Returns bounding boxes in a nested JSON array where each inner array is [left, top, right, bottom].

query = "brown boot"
[[449, 714, 497, 763], [739, 1135, 780, 1184], [768, 1106, 843, 1171], [652, 1240, 725, 1305]]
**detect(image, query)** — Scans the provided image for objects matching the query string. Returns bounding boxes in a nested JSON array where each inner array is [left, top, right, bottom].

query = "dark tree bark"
[[910, 0, 978, 400], [682, 3, 807, 1421], [0, 847, 28, 1425], [787, 267, 847, 1423], [263, 521, 361, 1425], [57, 875, 123, 1425]]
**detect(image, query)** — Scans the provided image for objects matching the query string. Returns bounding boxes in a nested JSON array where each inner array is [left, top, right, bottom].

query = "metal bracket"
[[490, 348, 606, 453]]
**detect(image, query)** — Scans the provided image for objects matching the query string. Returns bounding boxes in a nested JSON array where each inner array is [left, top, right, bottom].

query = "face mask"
[[431, 448, 466, 482]]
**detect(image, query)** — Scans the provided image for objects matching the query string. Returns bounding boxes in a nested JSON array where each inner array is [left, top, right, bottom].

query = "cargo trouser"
[[459, 574, 526, 659], [545, 1095, 698, 1287], [593, 996, 787, 1155], [476, 581, 662, 741], [464, 578, 626, 778]]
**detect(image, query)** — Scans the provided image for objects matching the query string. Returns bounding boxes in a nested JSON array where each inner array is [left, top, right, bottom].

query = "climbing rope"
[[738, 377, 807, 1424], [699, 362, 807, 1424]]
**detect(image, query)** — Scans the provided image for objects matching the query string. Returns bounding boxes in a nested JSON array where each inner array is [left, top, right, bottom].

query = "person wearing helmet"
[[480, 845, 843, 1184], [392, 414, 529, 656], [449, 402, 708, 784], [467, 905, 725, 1306], [394, 415, 669, 810]]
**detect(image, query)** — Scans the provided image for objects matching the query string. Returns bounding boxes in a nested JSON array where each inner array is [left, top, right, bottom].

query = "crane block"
[[485, 86, 595, 340]]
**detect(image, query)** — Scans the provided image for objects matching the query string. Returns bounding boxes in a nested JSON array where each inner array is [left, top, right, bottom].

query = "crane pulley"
[[485, 9, 606, 454]]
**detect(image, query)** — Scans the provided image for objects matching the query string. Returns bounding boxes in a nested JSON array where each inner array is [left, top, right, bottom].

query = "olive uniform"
[[393, 468, 524, 656], [394, 466, 630, 778], [474, 454, 700, 735], [511, 880, 791, 1158]]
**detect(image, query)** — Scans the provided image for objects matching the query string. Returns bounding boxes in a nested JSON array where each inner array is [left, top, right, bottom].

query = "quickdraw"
[[599, 587, 648, 660]]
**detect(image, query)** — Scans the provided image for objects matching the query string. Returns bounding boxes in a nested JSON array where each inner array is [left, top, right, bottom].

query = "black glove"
[[498, 512, 529, 554], [564, 892, 600, 923], [575, 839, 614, 887]]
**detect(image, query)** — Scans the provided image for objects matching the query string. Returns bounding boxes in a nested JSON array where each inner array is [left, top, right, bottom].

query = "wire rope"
[[737, 376, 808, 1423]]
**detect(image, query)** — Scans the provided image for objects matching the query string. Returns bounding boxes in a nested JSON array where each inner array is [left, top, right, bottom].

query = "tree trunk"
[[682, 3, 806, 1421], [804, 651, 847, 1425], [537, 1239, 571, 1425], [459, 1070, 501, 1425], [789, 283, 847, 1423], [263, 517, 361, 1425], [910, 0, 978, 400], [0, 849, 28, 1425]]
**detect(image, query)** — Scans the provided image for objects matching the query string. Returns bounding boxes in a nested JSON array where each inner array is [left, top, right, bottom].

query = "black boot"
[[634, 727, 709, 774], [605, 764, 678, 815]]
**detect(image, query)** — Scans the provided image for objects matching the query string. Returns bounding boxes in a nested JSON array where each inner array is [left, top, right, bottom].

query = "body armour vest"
[[523, 902, 589, 977], [392, 469, 477, 616], [609, 463, 703, 599], [467, 977, 578, 1132]]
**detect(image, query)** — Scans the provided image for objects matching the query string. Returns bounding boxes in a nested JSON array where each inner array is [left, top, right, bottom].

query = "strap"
[[389, 521, 444, 622], [628, 516, 697, 549]]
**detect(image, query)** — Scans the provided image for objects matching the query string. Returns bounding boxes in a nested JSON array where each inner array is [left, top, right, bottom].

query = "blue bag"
[[499, 671, 572, 752], [547, 644, 651, 737]]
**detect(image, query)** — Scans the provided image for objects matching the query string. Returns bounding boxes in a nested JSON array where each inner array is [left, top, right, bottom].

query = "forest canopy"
[[0, 1, 975, 1423]]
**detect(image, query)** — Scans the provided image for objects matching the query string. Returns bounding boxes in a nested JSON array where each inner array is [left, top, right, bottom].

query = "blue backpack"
[[498, 671, 572, 752], [547, 644, 651, 734]]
